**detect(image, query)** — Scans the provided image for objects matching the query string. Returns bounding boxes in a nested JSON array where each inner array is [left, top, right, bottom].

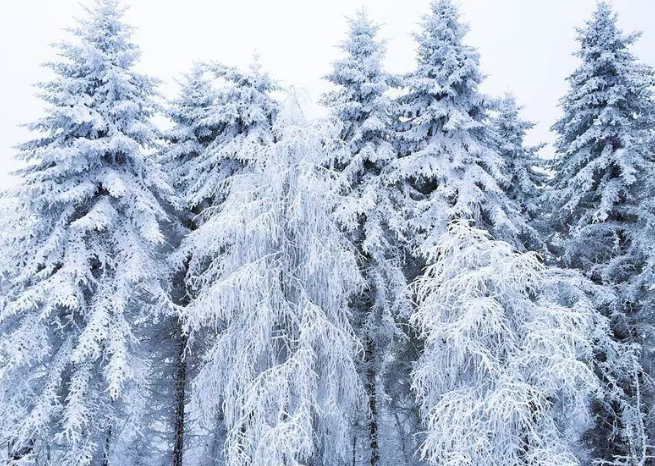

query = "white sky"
[[1, 0, 654, 189]]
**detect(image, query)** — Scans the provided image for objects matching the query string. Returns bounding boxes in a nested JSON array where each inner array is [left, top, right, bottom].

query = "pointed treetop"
[[553, 0, 654, 161], [495, 93, 537, 152], [73, 0, 136, 56], [249, 50, 263, 74], [406, 0, 483, 107], [416, 0, 472, 60], [341, 9, 383, 57], [323, 8, 388, 102], [576, 1, 640, 58]]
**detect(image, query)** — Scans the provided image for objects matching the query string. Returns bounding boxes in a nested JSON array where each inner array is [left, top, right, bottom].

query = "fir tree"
[[181, 59, 279, 212], [549, 2, 655, 285], [0, 1, 176, 464], [491, 94, 546, 251], [392, 1, 532, 459], [392, 0, 525, 253], [182, 93, 364, 466], [162, 63, 218, 212], [548, 3, 655, 463], [322, 11, 414, 466], [165, 59, 279, 466]]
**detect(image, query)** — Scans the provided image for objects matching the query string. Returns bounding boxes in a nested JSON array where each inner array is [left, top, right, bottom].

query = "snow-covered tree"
[[412, 220, 601, 466], [179, 58, 279, 212], [548, 1, 655, 285], [162, 59, 280, 465], [491, 94, 546, 251], [0, 1, 176, 465], [548, 3, 655, 463], [162, 63, 218, 212], [182, 93, 364, 466], [390, 2, 536, 458], [392, 0, 525, 252], [321, 11, 414, 466], [321, 10, 396, 187]]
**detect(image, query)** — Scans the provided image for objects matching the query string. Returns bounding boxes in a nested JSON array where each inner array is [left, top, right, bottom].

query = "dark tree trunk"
[[173, 332, 188, 466], [365, 337, 379, 466], [102, 425, 112, 466]]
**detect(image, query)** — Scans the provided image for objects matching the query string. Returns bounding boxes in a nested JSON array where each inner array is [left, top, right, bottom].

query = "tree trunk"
[[173, 332, 188, 466], [365, 337, 379, 466], [102, 425, 112, 466]]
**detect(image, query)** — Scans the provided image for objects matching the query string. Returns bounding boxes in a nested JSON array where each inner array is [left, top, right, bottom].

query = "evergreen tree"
[[163, 63, 218, 211], [491, 94, 546, 251], [548, 3, 655, 463], [182, 93, 364, 466], [392, 0, 525, 254], [321, 11, 414, 466], [412, 220, 601, 466], [391, 1, 533, 458], [0, 1, 176, 464], [181, 59, 279, 212], [163, 59, 279, 466], [549, 1, 655, 285]]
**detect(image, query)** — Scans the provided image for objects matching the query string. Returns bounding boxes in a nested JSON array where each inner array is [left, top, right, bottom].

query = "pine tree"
[[0, 1, 176, 464], [321, 11, 414, 466], [392, 0, 525, 253], [549, 1, 655, 285], [182, 93, 364, 466], [180, 59, 279, 212], [163, 63, 218, 212], [548, 3, 655, 463], [413, 220, 601, 466], [491, 94, 546, 251]]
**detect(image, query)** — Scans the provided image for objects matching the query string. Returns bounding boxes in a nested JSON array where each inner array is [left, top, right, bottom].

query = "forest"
[[0, 0, 654, 465]]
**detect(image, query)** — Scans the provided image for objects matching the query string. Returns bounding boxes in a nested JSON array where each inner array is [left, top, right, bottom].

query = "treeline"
[[1, 0, 654, 465]]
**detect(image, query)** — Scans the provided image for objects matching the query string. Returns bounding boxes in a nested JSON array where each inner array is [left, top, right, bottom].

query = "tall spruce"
[[181, 59, 279, 212], [394, 0, 595, 463], [164, 60, 279, 466], [390, 0, 529, 457], [0, 1, 176, 464], [182, 93, 365, 466], [321, 11, 414, 466], [491, 94, 547, 251], [161, 63, 218, 466], [548, 3, 655, 463], [392, 0, 525, 253], [163, 63, 218, 211]]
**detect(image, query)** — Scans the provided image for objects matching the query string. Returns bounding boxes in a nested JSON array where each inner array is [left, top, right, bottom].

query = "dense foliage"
[[1, 1, 654, 465]]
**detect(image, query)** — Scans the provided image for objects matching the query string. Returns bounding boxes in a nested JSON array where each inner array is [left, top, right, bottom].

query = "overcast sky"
[[1, 0, 655, 189]]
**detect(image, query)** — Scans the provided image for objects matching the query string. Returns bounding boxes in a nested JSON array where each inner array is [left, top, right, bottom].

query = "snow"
[[1, 0, 654, 465]]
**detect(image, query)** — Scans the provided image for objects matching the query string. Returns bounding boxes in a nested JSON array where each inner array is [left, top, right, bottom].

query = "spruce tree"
[[321, 11, 414, 466], [0, 1, 176, 464], [181, 59, 279, 212], [548, 3, 655, 463], [163, 63, 218, 211], [164, 59, 279, 466], [182, 93, 364, 466], [393, 0, 525, 253], [394, 1, 603, 463], [549, 2, 655, 285], [391, 1, 531, 457], [491, 94, 546, 251]]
